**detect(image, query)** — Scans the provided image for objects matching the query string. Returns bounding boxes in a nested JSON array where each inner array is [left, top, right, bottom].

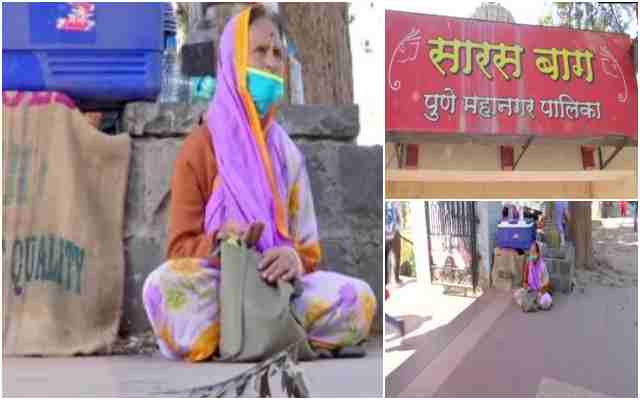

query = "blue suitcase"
[[496, 221, 536, 250]]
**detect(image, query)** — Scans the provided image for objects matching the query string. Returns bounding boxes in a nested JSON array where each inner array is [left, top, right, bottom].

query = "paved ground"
[[3, 336, 382, 397], [386, 282, 637, 397]]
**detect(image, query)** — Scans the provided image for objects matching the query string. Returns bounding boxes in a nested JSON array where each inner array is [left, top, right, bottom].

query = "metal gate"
[[425, 202, 478, 291]]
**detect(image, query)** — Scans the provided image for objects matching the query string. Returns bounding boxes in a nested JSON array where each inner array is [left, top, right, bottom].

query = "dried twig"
[[155, 341, 310, 398]]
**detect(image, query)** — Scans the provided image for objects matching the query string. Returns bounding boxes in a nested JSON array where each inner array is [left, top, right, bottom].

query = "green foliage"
[[539, 2, 638, 36]]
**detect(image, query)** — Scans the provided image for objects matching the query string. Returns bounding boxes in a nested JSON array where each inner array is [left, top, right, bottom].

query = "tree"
[[568, 202, 593, 270], [280, 3, 353, 104], [539, 2, 638, 35]]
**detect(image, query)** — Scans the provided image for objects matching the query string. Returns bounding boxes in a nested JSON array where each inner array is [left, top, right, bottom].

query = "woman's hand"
[[258, 247, 303, 283]]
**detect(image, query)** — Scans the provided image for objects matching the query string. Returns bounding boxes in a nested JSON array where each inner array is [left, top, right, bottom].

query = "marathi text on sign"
[[423, 88, 601, 122], [427, 36, 595, 83], [533, 47, 594, 82], [428, 37, 523, 80]]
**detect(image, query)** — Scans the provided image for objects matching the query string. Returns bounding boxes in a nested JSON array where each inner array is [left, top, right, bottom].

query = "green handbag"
[[218, 239, 316, 362]]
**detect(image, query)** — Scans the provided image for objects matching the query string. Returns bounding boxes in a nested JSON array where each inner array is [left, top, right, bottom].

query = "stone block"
[[544, 258, 556, 275], [122, 103, 360, 142], [298, 141, 383, 331], [122, 102, 208, 137], [566, 243, 576, 262], [542, 242, 575, 296], [544, 245, 568, 259], [121, 138, 183, 334], [278, 105, 359, 141], [125, 138, 183, 244], [557, 260, 571, 275], [550, 276, 572, 294], [121, 237, 164, 334], [544, 229, 561, 248]]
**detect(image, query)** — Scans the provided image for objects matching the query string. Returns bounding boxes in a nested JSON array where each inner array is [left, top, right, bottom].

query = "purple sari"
[[142, 6, 376, 361]]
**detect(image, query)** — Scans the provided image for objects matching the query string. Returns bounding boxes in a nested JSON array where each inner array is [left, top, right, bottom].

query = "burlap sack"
[[2, 91, 130, 356], [492, 248, 526, 290]]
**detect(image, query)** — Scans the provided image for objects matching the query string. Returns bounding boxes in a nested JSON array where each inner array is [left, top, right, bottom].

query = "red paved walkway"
[[387, 287, 637, 397]]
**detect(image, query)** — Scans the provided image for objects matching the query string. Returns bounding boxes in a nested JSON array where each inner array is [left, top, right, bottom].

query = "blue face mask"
[[246, 67, 284, 118], [529, 255, 537, 263]]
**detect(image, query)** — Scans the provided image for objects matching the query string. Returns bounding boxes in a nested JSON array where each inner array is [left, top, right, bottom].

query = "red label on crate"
[[30, 3, 97, 44], [56, 3, 96, 32]]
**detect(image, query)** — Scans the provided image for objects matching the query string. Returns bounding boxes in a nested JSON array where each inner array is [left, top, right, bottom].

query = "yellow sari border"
[[296, 241, 322, 273], [234, 6, 290, 241]]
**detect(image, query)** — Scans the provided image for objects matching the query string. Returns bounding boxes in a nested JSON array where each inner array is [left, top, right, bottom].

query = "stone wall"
[[119, 103, 382, 334], [490, 242, 576, 294], [542, 243, 576, 294]]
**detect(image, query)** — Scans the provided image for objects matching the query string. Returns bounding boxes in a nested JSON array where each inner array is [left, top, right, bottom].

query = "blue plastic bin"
[[496, 221, 536, 251], [2, 3, 164, 104]]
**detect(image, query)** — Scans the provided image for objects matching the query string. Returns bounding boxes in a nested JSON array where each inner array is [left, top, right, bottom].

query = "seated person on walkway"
[[514, 241, 552, 311], [141, 5, 376, 362]]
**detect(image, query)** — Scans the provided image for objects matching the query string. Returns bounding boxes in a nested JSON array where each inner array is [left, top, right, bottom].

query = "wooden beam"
[[599, 144, 625, 170], [385, 169, 635, 183], [512, 136, 534, 170]]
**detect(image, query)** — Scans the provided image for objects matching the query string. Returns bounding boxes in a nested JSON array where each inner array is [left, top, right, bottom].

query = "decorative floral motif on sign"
[[388, 28, 422, 91], [599, 45, 628, 103]]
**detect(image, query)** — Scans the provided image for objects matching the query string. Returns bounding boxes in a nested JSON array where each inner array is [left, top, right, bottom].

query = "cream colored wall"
[[384, 144, 637, 198], [592, 147, 637, 198], [415, 143, 636, 172], [386, 181, 594, 198]]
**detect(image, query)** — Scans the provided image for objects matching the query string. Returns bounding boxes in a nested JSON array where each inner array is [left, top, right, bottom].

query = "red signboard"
[[386, 10, 638, 140]]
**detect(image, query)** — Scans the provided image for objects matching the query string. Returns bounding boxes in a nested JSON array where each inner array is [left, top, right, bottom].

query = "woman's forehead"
[[249, 17, 282, 46]]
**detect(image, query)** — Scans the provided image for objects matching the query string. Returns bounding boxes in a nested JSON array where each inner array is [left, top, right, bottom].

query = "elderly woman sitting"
[[514, 241, 552, 311], [141, 5, 376, 362]]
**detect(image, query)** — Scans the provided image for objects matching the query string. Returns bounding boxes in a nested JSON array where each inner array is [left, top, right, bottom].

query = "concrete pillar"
[[543, 202, 562, 247], [476, 202, 491, 274], [410, 201, 431, 287], [475, 202, 502, 289]]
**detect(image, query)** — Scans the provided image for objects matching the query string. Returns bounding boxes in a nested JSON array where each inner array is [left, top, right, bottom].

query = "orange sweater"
[[167, 124, 219, 259], [166, 124, 317, 273]]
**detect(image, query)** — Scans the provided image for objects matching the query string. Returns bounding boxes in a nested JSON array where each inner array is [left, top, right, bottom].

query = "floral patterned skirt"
[[142, 258, 377, 362]]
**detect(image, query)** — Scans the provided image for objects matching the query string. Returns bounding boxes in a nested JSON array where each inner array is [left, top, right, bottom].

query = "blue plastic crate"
[[496, 221, 536, 251], [3, 3, 164, 104]]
